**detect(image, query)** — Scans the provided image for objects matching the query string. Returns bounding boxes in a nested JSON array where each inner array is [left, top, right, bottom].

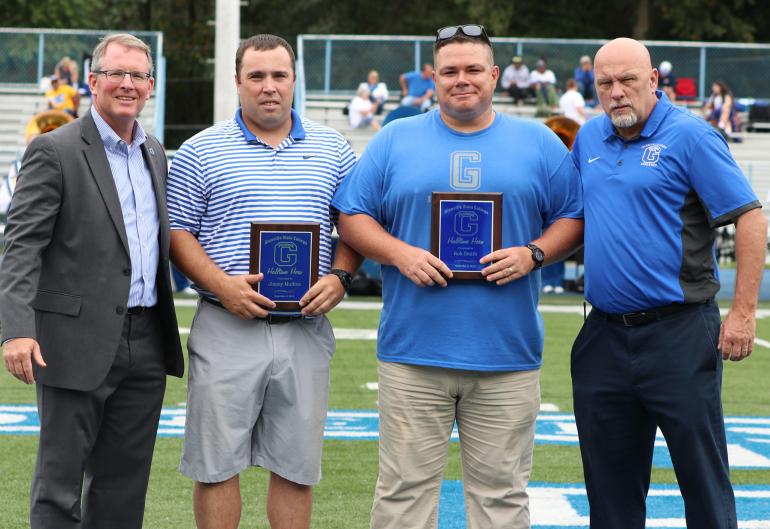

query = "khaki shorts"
[[179, 300, 336, 485]]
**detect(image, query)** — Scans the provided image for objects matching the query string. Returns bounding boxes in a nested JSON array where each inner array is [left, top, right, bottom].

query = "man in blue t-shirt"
[[571, 38, 766, 529], [399, 62, 435, 112], [334, 25, 583, 529]]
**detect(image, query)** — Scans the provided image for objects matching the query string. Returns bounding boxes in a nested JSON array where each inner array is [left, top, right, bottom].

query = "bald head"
[[595, 38, 652, 72], [593, 37, 659, 140]]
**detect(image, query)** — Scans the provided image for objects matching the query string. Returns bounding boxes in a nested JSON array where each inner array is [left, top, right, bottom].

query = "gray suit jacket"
[[0, 112, 184, 391]]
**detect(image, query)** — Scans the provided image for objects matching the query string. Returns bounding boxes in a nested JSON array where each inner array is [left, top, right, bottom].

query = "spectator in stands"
[[530, 58, 558, 114], [703, 80, 738, 137], [559, 78, 586, 125], [574, 55, 595, 104], [658, 60, 677, 102], [399, 63, 435, 112], [358, 69, 389, 115], [45, 74, 80, 117], [349, 85, 381, 131], [500, 55, 532, 104], [55, 56, 80, 90]]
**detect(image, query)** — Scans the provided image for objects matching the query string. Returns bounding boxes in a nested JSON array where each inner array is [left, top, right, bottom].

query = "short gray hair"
[[91, 33, 153, 74]]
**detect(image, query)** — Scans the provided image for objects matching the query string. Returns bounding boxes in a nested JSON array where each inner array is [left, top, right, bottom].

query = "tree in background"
[[2, 0, 770, 147]]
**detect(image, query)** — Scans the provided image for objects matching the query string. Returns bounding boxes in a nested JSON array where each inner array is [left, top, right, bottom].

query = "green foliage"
[[1, 302, 770, 526], [0, 0, 104, 29], [649, 0, 757, 42]]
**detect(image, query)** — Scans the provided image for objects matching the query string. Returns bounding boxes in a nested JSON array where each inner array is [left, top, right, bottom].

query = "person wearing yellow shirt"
[[45, 75, 80, 116]]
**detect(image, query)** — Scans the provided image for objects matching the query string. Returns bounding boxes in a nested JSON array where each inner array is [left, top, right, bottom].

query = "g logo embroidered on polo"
[[641, 143, 667, 167], [450, 151, 482, 190]]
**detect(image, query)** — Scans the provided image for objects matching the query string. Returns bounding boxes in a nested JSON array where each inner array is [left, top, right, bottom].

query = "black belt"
[[127, 305, 154, 315], [201, 297, 303, 324], [592, 301, 707, 327]]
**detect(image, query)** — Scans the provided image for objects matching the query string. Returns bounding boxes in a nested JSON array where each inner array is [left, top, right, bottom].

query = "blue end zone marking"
[[2, 406, 770, 469], [438, 481, 770, 528]]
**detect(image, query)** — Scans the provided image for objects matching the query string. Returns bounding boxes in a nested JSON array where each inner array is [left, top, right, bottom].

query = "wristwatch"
[[329, 269, 353, 292], [526, 244, 545, 270]]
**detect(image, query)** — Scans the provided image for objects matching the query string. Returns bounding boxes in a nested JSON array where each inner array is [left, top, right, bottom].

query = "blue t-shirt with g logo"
[[333, 110, 583, 371]]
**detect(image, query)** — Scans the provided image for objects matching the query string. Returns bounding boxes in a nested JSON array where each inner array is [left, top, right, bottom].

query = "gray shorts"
[[179, 300, 336, 485]]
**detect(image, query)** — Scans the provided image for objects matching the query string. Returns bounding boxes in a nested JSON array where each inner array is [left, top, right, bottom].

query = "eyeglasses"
[[435, 25, 490, 44], [93, 70, 152, 85]]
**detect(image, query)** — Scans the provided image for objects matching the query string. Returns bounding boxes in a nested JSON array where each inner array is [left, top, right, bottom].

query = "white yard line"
[[173, 299, 770, 348], [174, 298, 770, 318]]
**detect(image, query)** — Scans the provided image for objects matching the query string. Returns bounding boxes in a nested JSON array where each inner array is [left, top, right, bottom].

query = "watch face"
[[527, 244, 544, 267], [331, 269, 352, 290]]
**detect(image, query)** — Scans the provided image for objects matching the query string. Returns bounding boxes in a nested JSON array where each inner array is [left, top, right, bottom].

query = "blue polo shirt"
[[333, 110, 582, 371], [404, 70, 435, 98], [167, 109, 356, 301], [573, 91, 760, 314]]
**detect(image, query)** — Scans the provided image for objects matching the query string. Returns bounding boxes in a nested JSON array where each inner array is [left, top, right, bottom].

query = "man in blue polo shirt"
[[399, 62, 435, 112], [335, 25, 583, 529], [571, 37, 767, 529], [167, 34, 360, 529]]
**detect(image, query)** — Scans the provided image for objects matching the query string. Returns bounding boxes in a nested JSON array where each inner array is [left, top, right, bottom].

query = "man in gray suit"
[[0, 33, 184, 529]]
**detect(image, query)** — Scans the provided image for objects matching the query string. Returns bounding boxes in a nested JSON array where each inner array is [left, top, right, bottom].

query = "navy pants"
[[571, 300, 737, 529]]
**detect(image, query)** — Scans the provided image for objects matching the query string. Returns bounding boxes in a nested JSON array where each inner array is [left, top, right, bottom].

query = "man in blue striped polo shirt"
[[167, 34, 360, 529]]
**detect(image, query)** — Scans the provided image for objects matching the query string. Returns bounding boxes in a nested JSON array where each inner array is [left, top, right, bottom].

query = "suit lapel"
[[81, 113, 130, 256], [143, 140, 170, 262]]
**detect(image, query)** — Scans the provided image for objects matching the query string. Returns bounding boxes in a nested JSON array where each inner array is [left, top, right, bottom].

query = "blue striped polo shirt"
[[167, 109, 356, 300]]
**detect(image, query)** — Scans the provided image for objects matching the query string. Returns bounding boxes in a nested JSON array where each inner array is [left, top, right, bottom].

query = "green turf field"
[[1, 297, 769, 528]]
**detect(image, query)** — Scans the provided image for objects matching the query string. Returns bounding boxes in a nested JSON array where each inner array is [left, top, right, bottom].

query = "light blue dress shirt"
[[90, 106, 159, 308]]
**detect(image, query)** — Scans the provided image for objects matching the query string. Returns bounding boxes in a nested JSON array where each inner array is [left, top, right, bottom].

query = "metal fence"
[[0, 28, 166, 142], [295, 34, 770, 113]]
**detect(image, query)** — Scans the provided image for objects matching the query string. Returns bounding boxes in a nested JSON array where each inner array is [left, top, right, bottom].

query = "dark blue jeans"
[[571, 300, 737, 529]]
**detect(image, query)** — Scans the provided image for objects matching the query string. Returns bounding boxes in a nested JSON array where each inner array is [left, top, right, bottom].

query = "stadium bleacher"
[[0, 87, 157, 172], [2, 87, 770, 218]]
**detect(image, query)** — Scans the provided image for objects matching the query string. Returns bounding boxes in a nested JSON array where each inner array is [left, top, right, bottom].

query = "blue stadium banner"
[[250, 223, 320, 311], [431, 192, 502, 280]]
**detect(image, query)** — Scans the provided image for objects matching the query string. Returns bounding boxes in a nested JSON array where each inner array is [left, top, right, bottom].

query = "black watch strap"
[[526, 244, 545, 270], [329, 269, 353, 292]]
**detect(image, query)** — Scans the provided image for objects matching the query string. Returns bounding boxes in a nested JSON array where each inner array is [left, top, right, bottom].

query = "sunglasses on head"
[[435, 25, 490, 43]]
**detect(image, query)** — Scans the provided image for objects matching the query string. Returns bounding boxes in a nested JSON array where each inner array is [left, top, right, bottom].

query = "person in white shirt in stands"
[[357, 70, 389, 115], [500, 56, 531, 104], [559, 78, 587, 125], [529, 58, 558, 110], [349, 86, 381, 130]]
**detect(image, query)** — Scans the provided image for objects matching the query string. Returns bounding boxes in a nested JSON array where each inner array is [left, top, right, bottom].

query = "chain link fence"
[[296, 35, 770, 111], [0, 28, 163, 86], [0, 28, 166, 141]]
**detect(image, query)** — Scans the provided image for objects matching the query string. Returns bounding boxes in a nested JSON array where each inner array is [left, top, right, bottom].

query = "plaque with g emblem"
[[250, 223, 320, 311], [431, 192, 502, 280]]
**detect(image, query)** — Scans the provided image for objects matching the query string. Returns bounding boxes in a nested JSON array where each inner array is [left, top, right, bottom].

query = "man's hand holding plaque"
[[215, 272, 276, 319], [298, 274, 346, 316], [479, 246, 537, 285], [392, 243, 453, 287]]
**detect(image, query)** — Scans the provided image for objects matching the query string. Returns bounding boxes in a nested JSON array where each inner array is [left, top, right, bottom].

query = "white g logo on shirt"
[[450, 151, 481, 190]]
